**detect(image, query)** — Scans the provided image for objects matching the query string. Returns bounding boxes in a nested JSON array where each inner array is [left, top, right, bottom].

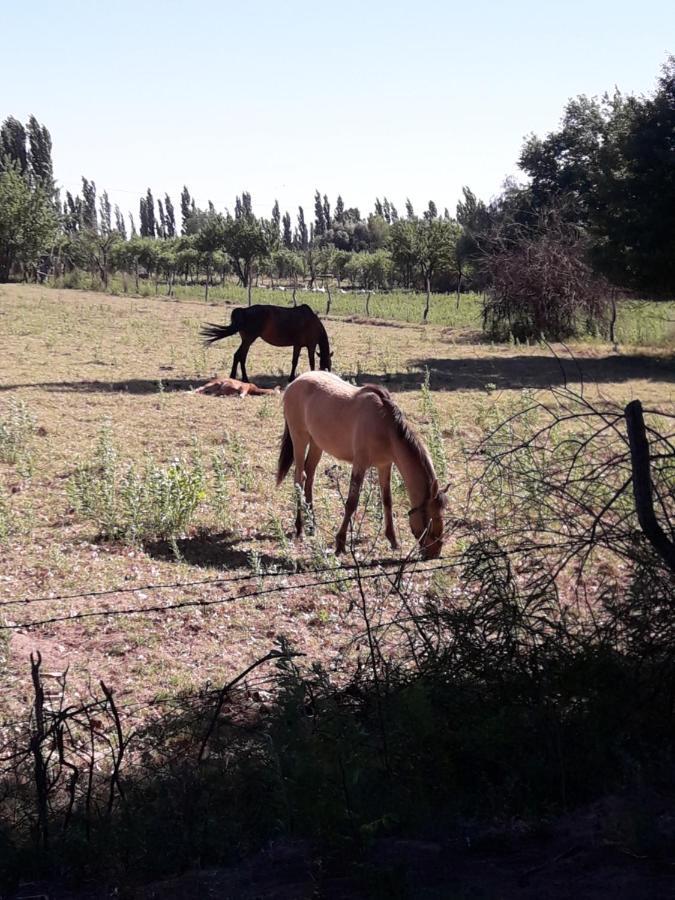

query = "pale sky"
[[2, 0, 672, 224]]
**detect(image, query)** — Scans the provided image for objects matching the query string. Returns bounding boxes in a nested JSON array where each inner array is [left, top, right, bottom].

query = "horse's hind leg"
[[230, 342, 243, 379], [336, 466, 365, 554], [292, 434, 310, 537], [378, 463, 399, 550], [303, 441, 323, 531], [238, 339, 254, 382], [289, 345, 300, 381]]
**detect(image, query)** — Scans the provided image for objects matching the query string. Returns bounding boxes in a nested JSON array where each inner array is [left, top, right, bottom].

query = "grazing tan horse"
[[276, 372, 448, 559]]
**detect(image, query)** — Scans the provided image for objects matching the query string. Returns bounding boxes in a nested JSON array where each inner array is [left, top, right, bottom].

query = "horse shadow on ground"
[[0, 374, 285, 394], [144, 531, 286, 571], [144, 528, 407, 574]]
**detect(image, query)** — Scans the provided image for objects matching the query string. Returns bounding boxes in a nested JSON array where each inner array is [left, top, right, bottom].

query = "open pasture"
[[0, 283, 673, 718]]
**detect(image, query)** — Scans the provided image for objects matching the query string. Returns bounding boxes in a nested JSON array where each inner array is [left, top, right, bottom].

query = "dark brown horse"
[[201, 304, 332, 382]]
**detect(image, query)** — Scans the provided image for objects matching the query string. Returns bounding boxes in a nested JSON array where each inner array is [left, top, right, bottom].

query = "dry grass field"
[[1, 283, 673, 721]]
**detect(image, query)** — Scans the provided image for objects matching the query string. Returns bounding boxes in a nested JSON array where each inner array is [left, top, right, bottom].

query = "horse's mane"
[[359, 385, 436, 482]]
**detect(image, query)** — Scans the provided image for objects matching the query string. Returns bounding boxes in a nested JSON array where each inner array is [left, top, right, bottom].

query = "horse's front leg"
[[292, 437, 309, 537], [336, 467, 365, 554], [289, 345, 300, 382], [230, 343, 242, 379], [307, 346, 316, 371], [378, 463, 399, 550], [303, 441, 323, 532]]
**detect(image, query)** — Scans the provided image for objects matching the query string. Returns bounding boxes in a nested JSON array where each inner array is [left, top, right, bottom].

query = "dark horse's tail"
[[276, 421, 294, 486], [200, 309, 244, 345]]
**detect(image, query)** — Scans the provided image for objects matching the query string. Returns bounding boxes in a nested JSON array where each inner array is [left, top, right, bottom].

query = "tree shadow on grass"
[[349, 351, 675, 393], [2, 354, 672, 397]]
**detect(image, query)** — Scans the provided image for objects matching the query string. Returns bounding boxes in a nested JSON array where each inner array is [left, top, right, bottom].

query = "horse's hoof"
[[335, 540, 346, 555]]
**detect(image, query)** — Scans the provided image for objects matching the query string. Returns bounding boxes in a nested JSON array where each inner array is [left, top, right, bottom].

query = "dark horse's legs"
[[307, 346, 316, 370], [289, 345, 301, 381], [231, 337, 254, 381]]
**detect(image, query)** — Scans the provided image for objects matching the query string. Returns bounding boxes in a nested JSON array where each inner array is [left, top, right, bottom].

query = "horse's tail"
[[200, 309, 243, 345], [317, 321, 332, 370], [276, 420, 294, 486]]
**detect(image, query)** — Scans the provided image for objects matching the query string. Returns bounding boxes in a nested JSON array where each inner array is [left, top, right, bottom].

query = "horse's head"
[[408, 483, 448, 559], [320, 349, 333, 372]]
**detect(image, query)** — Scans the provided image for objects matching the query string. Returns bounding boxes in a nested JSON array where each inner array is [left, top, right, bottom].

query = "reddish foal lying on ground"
[[276, 371, 448, 559], [195, 377, 280, 397]]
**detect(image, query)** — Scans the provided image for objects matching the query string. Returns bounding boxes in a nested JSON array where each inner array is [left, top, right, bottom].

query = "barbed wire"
[[0, 554, 458, 611], [0, 558, 463, 632]]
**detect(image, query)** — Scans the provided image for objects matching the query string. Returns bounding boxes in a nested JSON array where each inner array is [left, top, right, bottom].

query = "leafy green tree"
[[272, 247, 305, 284], [367, 214, 389, 249], [139, 197, 148, 236], [456, 186, 492, 289], [194, 214, 227, 300], [223, 214, 270, 303], [63, 192, 81, 234], [405, 198, 415, 220], [271, 200, 281, 238], [344, 253, 364, 287], [164, 194, 176, 237], [180, 186, 192, 233], [235, 192, 253, 221], [390, 219, 417, 287], [374, 198, 384, 217], [114, 205, 126, 238], [314, 190, 326, 236], [282, 211, 293, 249], [416, 218, 458, 319], [145, 189, 156, 237], [175, 236, 199, 285], [296, 206, 308, 250], [0, 165, 58, 280], [424, 201, 438, 220], [157, 198, 166, 238], [362, 249, 393, 289], [26, 116, 54, 192], [335, 195, 345, 224], [518, 58, 675, 292], [99, 191, 112, 235], [323, 194, 331, 231], [332, 249, 350, 286], [156, 238, 179, 293], [81, 178, 97, 231], [0, 117, 28, 175], [81, 229, 122, 288], [593, 60, 675, 292], [391, 217, 458, 319]]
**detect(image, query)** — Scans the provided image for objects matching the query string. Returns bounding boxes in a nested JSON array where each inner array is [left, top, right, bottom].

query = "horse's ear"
[[330, 351, 334, 358]]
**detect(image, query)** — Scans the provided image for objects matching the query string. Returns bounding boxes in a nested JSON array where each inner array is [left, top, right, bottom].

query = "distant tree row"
[[1, 58, 673, 335]]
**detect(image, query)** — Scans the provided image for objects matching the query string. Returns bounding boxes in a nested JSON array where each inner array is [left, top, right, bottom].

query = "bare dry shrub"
[[482, 209, 610, 341]]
